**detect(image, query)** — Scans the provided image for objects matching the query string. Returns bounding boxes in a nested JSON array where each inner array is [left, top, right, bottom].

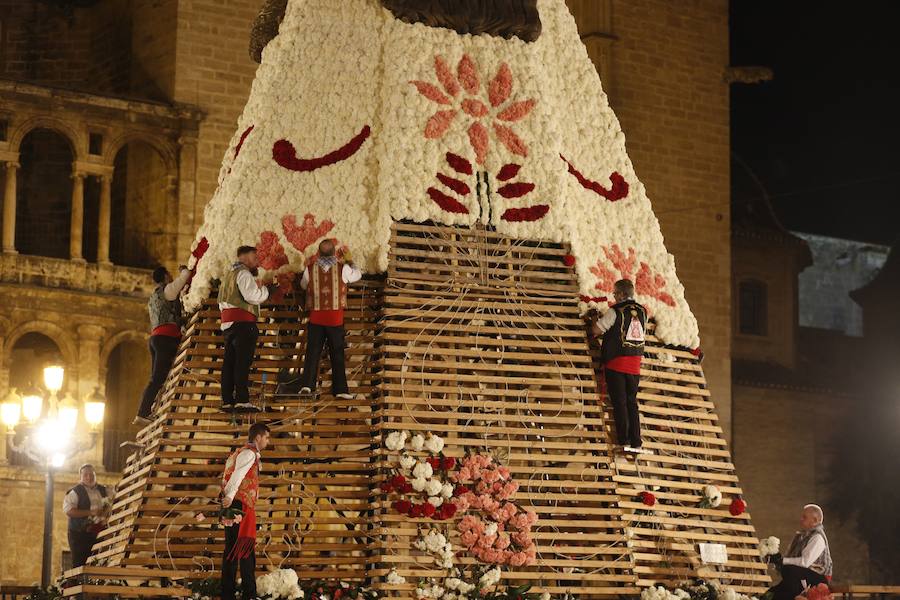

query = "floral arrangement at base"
[[640, 580, 758, 600], [257, 569, 304, 600], [188, 576, 222, 600], [301, 579, 377, 600], [795, 583, 832, 600]]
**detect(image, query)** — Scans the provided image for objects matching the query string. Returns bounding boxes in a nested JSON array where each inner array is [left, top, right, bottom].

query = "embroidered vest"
[[219, 264, 260, 318], [221, 443, 260, 511], [601, 299, 647, 363], [67, 483, 108, 532], [785, 524, 833, 577], [148, 284, 183, 330], [306, 262, 348, 311]]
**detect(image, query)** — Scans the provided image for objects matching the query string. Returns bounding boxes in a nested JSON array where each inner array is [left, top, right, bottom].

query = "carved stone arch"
[[2, 320, 79, 373], [8, 115, 85, 162], [99, 329, 149, 380], [104, 132, 178, 176]]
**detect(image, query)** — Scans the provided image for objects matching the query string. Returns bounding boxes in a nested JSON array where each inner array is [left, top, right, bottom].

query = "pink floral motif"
[[590, 244, 676, 307], [256, 231, 288, 271], [281, 213, 334, 253], [411, 54, 537, 164]]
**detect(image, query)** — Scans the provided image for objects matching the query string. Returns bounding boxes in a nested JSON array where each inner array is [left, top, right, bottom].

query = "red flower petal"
[[410, 80, 452, 105], [501, 205, 549, 222], [192, 237, 209, 259], [497, 182, 535, 199], [563, 254, 576, 267], [428, 187, 469, 214], [468, 122, 489, 165], [446, 152, 473, 175], [282, 213, 335, 253], [497, 99, 536, 122], [497, 163, 521, 181], [272, 126, 371, 173], [561, 155, 630, 201], [462, 98, 489, 117], [435, 55, 460, 97], [489, 63, 513, 107], [425, 110, 457, 139], [458, 54, 480, 95], [493, 123, 528, 157], [436, 172, 471, 196], [256, 231, 288, 271], [234, 125, 254, 159]]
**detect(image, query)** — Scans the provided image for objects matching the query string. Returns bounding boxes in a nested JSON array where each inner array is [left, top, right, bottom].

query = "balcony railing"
[[0, 253, 153, 297]]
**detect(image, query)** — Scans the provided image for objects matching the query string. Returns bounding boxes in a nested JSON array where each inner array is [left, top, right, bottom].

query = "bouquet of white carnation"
[[257, 568, 304, 600], [759, 536, 780, 557]]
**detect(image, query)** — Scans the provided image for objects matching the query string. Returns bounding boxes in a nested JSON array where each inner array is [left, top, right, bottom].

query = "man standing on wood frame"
[[220, 422, 270, 600], [591, 279, 647, 451], [297, 239, 362, 399]]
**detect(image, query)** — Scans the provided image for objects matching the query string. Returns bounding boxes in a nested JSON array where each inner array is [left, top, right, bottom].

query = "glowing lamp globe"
[[58, 394, 79, 432], [1, 400, 20, 430], [43, 365, 65, 394], [36, 419, 69, 453], [84, 388, 106, 428], [22, 394, 43, 423]]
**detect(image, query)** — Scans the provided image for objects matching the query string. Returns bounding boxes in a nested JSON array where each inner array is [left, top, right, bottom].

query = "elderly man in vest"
[[220, 422, 270, 600], [768, 504, 833, 600], [219, 246, 273, 411], [591, 279, 648, 452], [298, 239, 362, 399], [63, 464, 109, 567], [134, 265, 191, 424]]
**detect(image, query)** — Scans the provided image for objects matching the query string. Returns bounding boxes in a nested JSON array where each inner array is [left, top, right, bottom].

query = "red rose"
[[442, 456, 456, 470], [393, 500, 412, 515], [391, 475, 407, 487], [729, 497, 747, 516], [563, 254, 576, 267], [410, 504, 424, 518], [380, 482, 393, 493], [398, 482, 414, 494], [453, 485, 469, 497], [441, 503, 457, 518], [334, 590, 343, 600], [427, 457, 442, 469], [639, 491, 656, 507], [422, 503, 437, 517]]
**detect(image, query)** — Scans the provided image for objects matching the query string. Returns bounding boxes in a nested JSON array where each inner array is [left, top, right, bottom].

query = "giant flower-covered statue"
[[187, 0, 701, 349]]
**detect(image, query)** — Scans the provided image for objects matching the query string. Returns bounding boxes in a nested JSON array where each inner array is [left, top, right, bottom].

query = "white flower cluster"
[[183, 0, 701, 349], [641, 586, 755, 600], [478, 568, 501, 588], [385, 431, 408, 451], [256, 568, 304, 600], [759, 536, 781, 557], [386, 430, 449, 507], [386, 569, 407, 585], [414, 530, 455, 569], [702, 485, 722, 508]]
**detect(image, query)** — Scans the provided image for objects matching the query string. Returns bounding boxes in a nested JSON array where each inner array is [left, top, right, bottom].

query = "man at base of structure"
[[591, 278, 647, 450], [219, 246, 272, 411], [221, 422, 270, 600], [768, 504, 833, 600], [298, 239, 362, 399], [135, 265, 191, 425], [63, 464, 109, 567]]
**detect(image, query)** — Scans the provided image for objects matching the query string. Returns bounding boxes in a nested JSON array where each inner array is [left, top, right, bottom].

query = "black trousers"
[[68, 530, 98, 568], [221, 500, 256, 600], [768, 565, 828, 600], [299, 323, 348, 395], [137, 335, 180, 418], [604, 368, 641, 446], [221, 322, 259, 406]]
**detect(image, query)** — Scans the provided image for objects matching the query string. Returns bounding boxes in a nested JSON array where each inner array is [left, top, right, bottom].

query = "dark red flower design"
[[561, 155, 629, 202], [422, 503, 437, 518], [579, 294, 609, 305], [729, 496, 747, 516], [501, 205, 549, 222], [256, 231, 289, 271], [441, 456, 456, 470], [235, 125, 254, 159], [428, 153, 473, 214], [453, 485, 469, 497], [272, 125, 371, 173], [563, 254, 576, 267], [393, 500, 412, 515], [638, 491, 656, 507]]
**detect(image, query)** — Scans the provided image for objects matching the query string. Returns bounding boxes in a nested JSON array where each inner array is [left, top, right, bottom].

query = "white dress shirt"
[[593, 305, 619, 335], [63, 485, 104, 515], [219, 267, 270, 330], [163, 268, 191, 301], [783, 534, 826, 569]]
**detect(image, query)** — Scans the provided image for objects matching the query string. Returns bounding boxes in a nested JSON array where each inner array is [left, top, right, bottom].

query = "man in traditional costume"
[[219, 246, 271, 411], [591, 279, 648, 451], [768, 504, 833, 600], [298, 239, 362, 399], [220, 422, 271, 600], [63, 464, 109, 567], [134, 265, 191, 424]]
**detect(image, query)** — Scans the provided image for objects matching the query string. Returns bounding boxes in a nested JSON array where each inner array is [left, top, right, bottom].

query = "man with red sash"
[[591, 279, 647, 451], [220, 422, 270, 600], [218, 246, 272, 410], [298, 239, 362, 399]]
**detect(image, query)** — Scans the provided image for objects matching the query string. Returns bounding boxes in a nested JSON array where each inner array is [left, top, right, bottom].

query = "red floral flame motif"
[[184, 236, 209, 293], [273, 125, 371, 173], [493, 163, 548, 223], [560, 155, 629, 202], [428, 152, 473, 214], [590, 244, 676, 307], [226, 126, 255, 175], [256, 230, 289, 271], [412, 55, 537, 165], [281, 213, 334, 253]]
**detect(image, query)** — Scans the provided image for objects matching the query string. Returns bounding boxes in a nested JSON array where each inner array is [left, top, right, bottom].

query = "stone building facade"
[[0, 0, 733, 584]]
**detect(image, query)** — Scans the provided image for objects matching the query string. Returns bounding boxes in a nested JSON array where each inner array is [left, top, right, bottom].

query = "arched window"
[[738, 279, 767, 336]]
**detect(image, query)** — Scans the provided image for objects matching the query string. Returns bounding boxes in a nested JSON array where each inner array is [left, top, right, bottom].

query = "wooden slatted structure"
[[77, 221, 769, 597]]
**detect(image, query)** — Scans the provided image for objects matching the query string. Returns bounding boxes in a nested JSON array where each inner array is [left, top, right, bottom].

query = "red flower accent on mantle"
[[590, 244, 676, 307], [234, 125, 255, 159], [281, 214, 334, 253], [560, 155, 629, 202], [562, 254, 576, 267], [272, 125, 371, 173], [501, 205, 549, 222]]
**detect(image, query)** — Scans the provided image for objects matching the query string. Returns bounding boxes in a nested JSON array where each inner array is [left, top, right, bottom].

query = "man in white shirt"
[[768, 504, 833, 600], [63, 464, 109, 567], [218, 246, 274, 411]]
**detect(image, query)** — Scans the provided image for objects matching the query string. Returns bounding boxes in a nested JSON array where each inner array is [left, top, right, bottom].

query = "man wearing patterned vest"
[[298, 239, 362, 399], [134, 265, 191, 424], [63, 464, 109, 567], [591, 279, 648, 451], [768, 504, 833, 600], [218, 246, 272, 411], [220, 422, 270, 600]]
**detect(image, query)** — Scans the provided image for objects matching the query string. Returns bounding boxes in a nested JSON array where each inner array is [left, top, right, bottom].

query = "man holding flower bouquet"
[[220, 422, 270, 600], [767, 504, 833, 600]]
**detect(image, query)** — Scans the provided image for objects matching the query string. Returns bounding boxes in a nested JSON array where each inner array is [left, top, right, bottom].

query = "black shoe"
[[276, 380, 303, 395]]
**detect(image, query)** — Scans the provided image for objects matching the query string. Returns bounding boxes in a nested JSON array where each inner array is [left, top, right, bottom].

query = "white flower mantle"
[[186, 0, 701, 349]]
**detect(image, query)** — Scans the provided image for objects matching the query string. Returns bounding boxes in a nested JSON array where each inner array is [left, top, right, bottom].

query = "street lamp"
[[1, 366, 105, 587]]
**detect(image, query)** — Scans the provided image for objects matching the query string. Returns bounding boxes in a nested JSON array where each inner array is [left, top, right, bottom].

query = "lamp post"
[[0, 365, 105, 588]]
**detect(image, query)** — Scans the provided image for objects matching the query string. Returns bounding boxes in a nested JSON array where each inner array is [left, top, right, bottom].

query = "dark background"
[[730, 1, 900, 245]]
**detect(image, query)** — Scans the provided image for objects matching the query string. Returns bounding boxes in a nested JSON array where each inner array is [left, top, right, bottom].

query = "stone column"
[[69, 171, 85, 261], [2, 162, 20, 253], [97, 174, 112, 264]]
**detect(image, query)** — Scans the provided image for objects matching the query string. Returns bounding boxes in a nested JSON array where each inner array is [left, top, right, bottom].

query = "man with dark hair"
[[135, 265, 191, 424], [297, 239, 362, 399], [63, 464, 110, 567], [220, 422, 271, 600], [218, 246, 272, 411], [591, 279, 647, 451]]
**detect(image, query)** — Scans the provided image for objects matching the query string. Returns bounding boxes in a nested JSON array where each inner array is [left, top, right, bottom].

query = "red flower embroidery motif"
[[281, 214, 334, 253], [561, 155, 629, 202], [412, 54, 537, 165], [234, 125, 254, 159], [273, 125, 371, 173], [256, 231, 289, 271], [428, 152, 472, 214], [590, 244, 676, 307], [638, 491, 656, 507], [501, 205, 549, 222]]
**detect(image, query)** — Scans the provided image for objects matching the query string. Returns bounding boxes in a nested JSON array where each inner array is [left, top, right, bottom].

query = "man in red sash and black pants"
[[220, 422, 270, 600], [298, 239, 362, 399]]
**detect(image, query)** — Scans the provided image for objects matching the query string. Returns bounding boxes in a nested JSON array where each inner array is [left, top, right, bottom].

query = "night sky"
[[730, 2, 900, 246]]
